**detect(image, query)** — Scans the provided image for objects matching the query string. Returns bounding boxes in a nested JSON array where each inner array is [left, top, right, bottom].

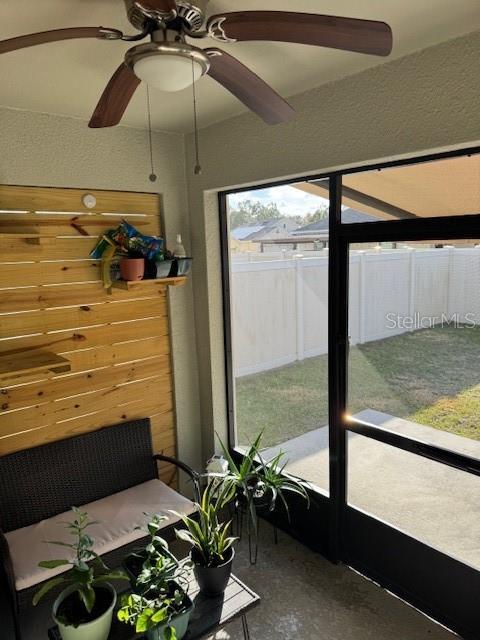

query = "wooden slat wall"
[[0, 185, 176, 485]]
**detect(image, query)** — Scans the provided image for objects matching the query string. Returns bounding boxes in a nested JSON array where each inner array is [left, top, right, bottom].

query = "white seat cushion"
[[5, 479, 196, 591]]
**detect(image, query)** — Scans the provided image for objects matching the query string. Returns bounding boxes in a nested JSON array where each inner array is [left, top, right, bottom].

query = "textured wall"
[[0, 107, 202, 476], [1, 29, 479, 467], [185, 30, 480, 457]]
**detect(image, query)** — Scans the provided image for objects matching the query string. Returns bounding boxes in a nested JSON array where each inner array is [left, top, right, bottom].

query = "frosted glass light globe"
[[134, 55, 203, 92]]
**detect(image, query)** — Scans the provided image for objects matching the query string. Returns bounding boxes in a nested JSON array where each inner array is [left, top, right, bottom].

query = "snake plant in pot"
[[33, 508, 127, 640], [119, 515, 194, 640], [174, 480, 237, 597]]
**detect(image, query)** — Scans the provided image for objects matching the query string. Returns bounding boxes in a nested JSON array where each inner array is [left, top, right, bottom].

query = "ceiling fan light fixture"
[[134, 54, 202, 92], [126, 41, 210, 93]]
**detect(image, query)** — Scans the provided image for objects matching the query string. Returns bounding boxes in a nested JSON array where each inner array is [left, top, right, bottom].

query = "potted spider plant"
[[215, 431, 310, 532], [33, 508, 127, 640], [119, 515, 194, 640], [174, 480, 237, 597]]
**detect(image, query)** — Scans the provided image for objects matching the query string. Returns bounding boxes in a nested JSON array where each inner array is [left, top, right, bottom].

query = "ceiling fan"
[[0, 1, 393, 128]]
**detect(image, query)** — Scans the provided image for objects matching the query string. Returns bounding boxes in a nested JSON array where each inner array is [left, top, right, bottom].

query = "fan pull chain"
[[191, 58, 202, 175], [146, 85, 157, 183]]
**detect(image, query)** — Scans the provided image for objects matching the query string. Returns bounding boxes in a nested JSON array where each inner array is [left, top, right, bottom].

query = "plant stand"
[[230, 502, 279, 565]]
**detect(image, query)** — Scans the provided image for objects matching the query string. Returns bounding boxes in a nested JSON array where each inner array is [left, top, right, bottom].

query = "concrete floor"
[[12, 526, 457, 640], [264, 410, 480, 570]]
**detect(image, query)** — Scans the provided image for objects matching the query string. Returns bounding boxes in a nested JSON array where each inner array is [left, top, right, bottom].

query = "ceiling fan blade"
[[205, 49, 295, 125], [207, 11, 393, 57], [89, 64, 141, 128], [0, 27, 122, 55]]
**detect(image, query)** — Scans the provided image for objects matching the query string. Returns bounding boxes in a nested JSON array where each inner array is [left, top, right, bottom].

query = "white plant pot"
[[52, 583, 116, 640]]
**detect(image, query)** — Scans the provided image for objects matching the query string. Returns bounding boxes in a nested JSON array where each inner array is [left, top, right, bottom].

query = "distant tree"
[[229, 199, 282, 228], [302, 205, 329, 226], [290, 215, 304, 227], [228, 208, 250, 230]]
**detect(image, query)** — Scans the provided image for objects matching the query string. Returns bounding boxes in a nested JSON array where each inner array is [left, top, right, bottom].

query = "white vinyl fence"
[[232, 247, 480, 377]]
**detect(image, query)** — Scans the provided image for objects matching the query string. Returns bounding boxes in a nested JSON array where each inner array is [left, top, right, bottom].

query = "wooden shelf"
[[0, 350, 71, 383], [111, 277, 187, 290], [0, 233, 56, 245], [0, 217, 151, 226]]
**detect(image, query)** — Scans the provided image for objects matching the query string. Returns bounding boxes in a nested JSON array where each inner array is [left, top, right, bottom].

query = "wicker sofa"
[[0, 418, 200, 640]]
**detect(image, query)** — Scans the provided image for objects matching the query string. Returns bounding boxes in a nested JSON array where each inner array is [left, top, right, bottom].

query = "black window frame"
[[219, 144, 480, 637], [220, 144, 480, 470]]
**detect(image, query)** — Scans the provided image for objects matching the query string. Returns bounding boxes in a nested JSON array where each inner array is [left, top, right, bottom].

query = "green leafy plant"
[[32, 507, 127, 614], [256, 448, 310, 516], [131, 515, 191, 597], [214, 431, 264, 532], [214, 431, 310, 530], [117, 589, 185, 640], [118, 515, 192, 639], [118, 592, 183, 639], [174, 480, 237, 567]]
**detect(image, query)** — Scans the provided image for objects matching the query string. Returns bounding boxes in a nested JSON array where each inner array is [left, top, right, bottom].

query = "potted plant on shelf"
[[119, 515, 194, 640], [154, 249, 175, 279], [33, 508, 127, 640], [215, 431, 311, 532], [90, 219, 164, 286], [119, 250, 145, 282], [174, 480, 237, 597]]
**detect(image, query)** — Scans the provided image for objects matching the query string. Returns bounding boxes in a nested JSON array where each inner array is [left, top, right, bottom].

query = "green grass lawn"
[[236, 325, 480, 448]]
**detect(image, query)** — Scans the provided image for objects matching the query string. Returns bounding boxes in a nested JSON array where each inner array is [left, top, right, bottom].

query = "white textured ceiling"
[[0, 0, 479, 132]]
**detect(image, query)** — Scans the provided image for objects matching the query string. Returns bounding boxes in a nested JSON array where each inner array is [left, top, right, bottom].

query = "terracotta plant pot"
[[120, 257, 144, 281]]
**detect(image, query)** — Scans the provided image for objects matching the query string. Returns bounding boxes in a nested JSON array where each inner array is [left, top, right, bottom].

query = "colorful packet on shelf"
[[89, 233, 116, 259], [90, 219, 164, 260], [117, 219, 164, 260]]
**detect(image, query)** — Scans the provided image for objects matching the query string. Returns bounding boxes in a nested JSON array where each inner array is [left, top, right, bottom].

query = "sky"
[[228, 184, 329, 219]]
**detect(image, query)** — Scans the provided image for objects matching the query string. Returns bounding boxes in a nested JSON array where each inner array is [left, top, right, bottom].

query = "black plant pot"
[[237, 484, 275, 514], [191, 547, 234, 597], [123, 551, 147, 588]]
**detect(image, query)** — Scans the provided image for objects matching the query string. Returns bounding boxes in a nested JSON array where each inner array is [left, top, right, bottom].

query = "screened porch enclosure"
[[233, 253, 480, 570], [223, 151, 480, 597]]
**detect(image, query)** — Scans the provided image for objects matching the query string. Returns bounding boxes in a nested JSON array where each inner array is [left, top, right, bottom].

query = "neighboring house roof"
[[231, 225, 264, 240], [292, 208, 378, 235], [231, 218, 297, 241]]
